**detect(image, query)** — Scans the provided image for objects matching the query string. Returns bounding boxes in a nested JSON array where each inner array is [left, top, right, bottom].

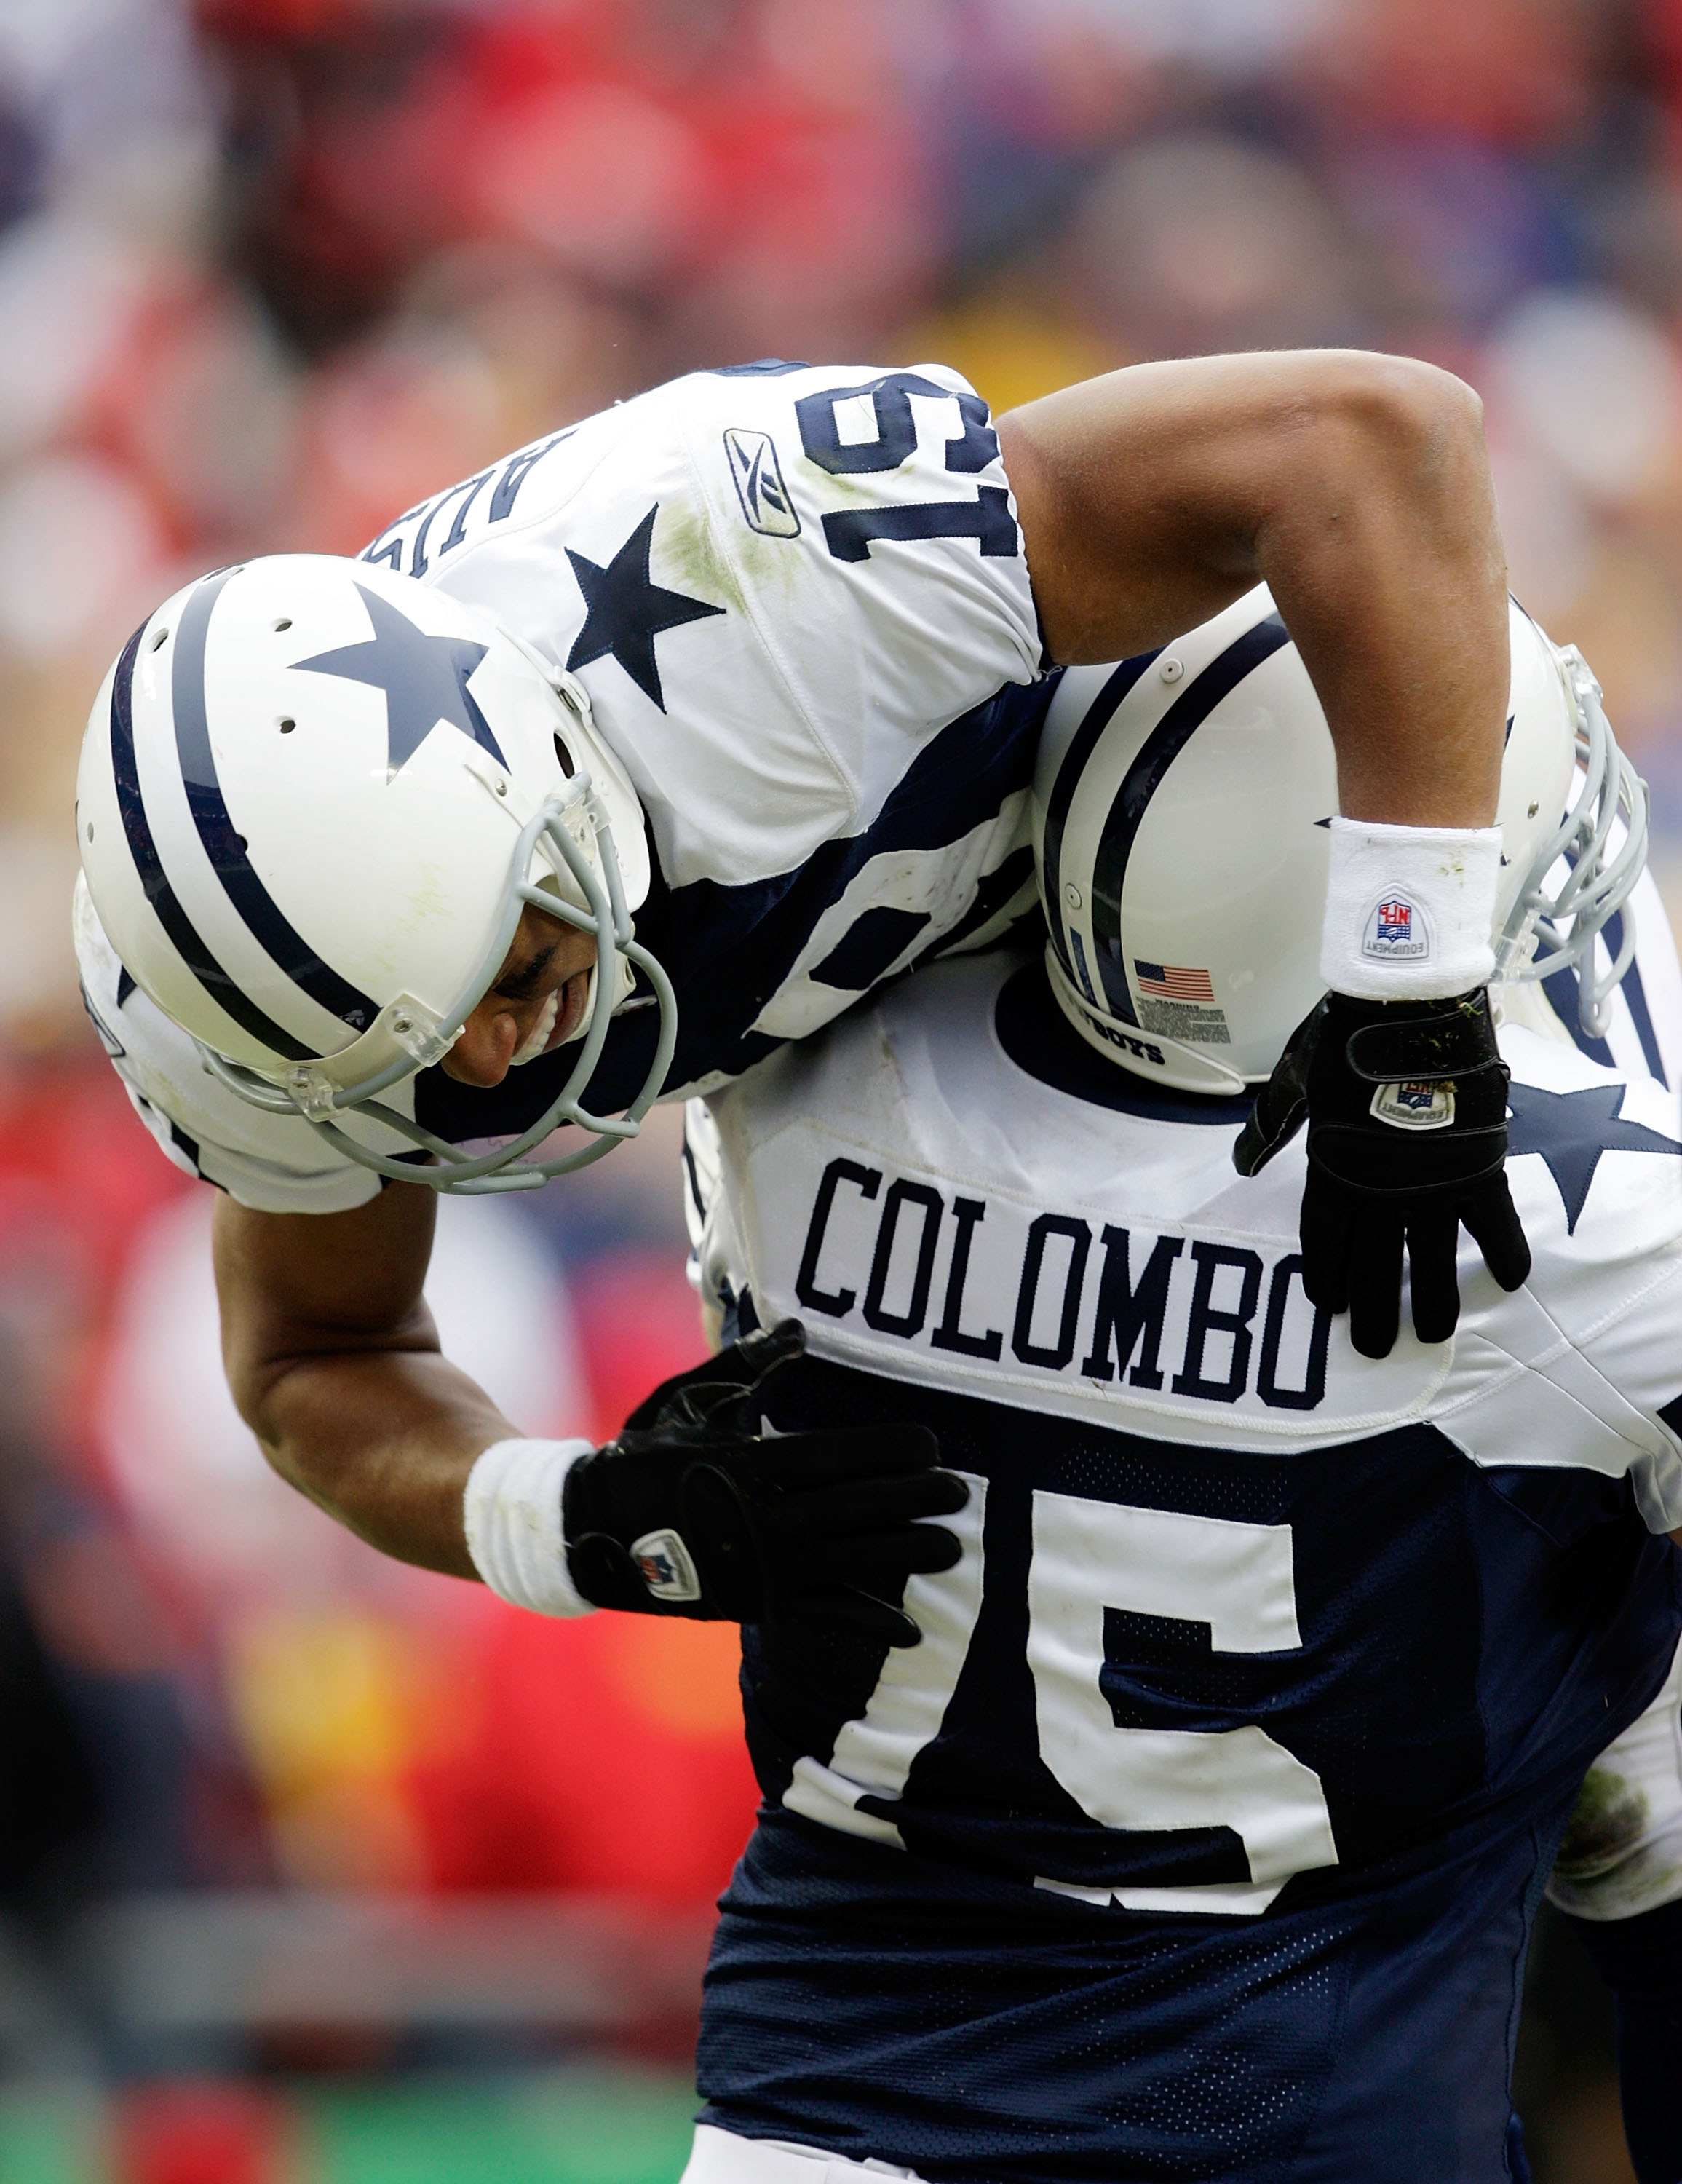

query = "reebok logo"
[[724, 428, 801, 538]]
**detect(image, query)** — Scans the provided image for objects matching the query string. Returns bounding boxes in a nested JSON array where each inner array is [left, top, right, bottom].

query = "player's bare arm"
[[215, 1182, 491, 1578], [1004, 349, 1544, 1352], [217, 1169, 964, 1639], [999, 349, 1505, 825], [215, 906, 604, 1580]]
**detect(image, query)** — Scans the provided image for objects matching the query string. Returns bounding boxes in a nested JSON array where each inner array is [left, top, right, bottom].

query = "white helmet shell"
[[1033, 585, 1643, 1096], [76, 555, 675, 1191]]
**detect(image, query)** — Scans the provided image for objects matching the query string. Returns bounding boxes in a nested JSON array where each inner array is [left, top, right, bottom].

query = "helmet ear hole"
[[553, 733, 574, 779]]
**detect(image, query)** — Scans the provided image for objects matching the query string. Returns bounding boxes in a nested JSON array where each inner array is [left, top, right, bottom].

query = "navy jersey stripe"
[[172, 573, 380, 1035], [108, 618, 314, 1063], [416, 674, 1062, 1142], [1090, 616, 1290, 1024]]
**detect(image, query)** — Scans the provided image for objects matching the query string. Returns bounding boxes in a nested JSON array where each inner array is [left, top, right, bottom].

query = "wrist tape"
[[464, 1436, 596, 1618], [1320, 818, 1502, 1000]]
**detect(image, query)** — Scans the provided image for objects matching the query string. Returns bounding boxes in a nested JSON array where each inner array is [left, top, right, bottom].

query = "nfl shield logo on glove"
[[1362, 893, 1431, 961], [630, 1527, 704, 1603], [1370, 1080, 1456, 1131]]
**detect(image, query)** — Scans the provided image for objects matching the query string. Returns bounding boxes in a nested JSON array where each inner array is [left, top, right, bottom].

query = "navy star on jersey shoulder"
[[563, 504, 726, 711]]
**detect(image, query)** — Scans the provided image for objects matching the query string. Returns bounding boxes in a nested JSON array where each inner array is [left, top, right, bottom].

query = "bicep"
[[1000, 349, 1485, 668], [999, 361, 1269, 664], [213, 1182, 440, 1419]]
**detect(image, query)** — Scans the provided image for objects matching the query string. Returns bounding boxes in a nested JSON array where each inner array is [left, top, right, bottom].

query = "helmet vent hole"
[[150, 626, 168, 651], [278, 717, 295, 735], [273, 617, 292, 633], [553, 734, 574, 778], [234, 835, 247, 852], [86, 822, 94, 842]]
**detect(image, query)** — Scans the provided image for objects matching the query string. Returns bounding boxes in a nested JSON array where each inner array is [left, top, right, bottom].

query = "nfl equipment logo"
[[1362, 892, 1430, 960], [629, 1526, 703, 1603], [1370, 1079, 1456, 1131]]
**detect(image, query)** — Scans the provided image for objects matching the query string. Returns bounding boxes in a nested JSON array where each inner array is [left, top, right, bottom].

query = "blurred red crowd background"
[[1, 2, 1680, 2171]]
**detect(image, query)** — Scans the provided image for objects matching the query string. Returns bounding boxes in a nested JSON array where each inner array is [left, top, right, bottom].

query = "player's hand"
[[1233, 989, 1531, 1358], [562, 1319, 966, 1645]]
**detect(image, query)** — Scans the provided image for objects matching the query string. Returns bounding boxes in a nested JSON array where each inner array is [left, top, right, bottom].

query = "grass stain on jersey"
[[1555, 1765, 1650, 1873], [651, 494, 747, 621]]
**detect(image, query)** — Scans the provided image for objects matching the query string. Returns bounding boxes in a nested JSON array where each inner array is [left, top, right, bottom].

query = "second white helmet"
[[1032, 585, 1646, 1096]]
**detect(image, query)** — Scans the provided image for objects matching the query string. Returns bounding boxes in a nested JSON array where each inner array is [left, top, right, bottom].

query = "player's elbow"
[[1304, 352, 1490, 520], [218, 1311, 306, 1460]]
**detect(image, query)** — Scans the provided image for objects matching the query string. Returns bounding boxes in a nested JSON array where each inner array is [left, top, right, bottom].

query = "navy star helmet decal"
[[293, 584, 508, 775], [1506, 1079, 1682, 1233], [566, 504, 725, 712]]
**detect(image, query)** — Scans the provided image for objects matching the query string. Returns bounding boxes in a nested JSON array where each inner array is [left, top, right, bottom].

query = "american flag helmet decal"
[[1134, 961, 1215, 1002]]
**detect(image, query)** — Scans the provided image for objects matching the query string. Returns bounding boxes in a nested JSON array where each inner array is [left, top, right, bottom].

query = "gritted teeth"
[[510, 987, 559, 1067]]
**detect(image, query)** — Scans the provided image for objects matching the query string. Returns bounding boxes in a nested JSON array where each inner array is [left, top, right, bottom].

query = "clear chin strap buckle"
[[285, 1064, 339, 1121]]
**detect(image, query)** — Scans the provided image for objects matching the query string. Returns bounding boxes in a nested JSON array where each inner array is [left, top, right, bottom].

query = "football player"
[[660, 589, 1680, 2184], [78, 355, 1530, 1466]]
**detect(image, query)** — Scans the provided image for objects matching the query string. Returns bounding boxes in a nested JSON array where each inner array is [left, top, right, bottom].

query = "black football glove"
[[1233, 988, 1531, 1359], [562, 1318, 966, 1646]]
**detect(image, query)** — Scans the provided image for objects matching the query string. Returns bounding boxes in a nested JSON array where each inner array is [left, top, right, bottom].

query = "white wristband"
[[1319, 818, 1502, 1000], [463, 1436, 597, 1618]]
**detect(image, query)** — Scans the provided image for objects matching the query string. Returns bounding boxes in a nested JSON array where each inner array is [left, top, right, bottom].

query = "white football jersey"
[[685, 941, 1682, 1911], [75, 360, 1052, 1210], [693, 946, 1682, 1526], [371, 362, 1041, 900]]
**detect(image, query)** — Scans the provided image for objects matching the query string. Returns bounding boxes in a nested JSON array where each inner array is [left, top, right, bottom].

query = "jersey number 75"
[[783, 1477, 1341, 1916]]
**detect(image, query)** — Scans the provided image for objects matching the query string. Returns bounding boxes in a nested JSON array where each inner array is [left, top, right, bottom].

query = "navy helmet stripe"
[[108, 619, 314, 1061], [1039, 650, 1159, 984], [172, 572, 380, 1034], [1090, 614, 1292, 1024]]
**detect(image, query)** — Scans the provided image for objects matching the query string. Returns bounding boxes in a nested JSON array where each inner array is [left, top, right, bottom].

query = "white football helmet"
[[76, 555, 676, 1192], [1033, 585, 1647, 1096]]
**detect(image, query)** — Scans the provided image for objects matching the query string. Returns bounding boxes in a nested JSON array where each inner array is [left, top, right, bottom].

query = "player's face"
[[440, 903, 598, 1087]]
